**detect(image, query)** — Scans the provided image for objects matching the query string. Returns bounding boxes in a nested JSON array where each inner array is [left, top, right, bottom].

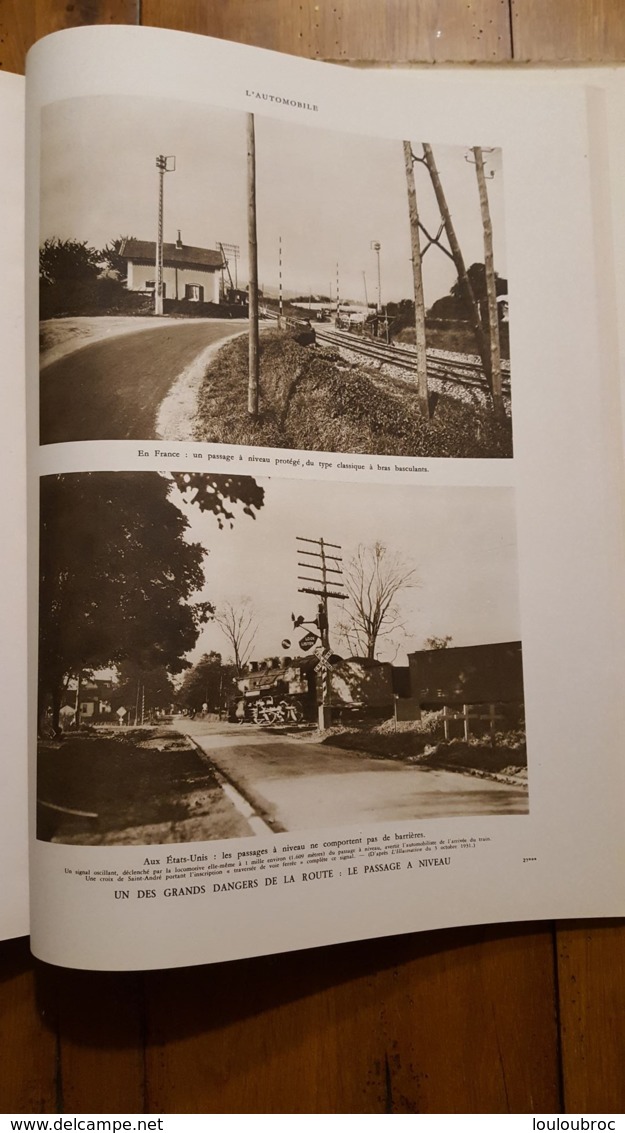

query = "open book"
[[2, 25, 625, 969]]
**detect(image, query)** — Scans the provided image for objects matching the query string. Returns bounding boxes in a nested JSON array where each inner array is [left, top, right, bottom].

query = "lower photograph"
[[37, 470, 528, 845]]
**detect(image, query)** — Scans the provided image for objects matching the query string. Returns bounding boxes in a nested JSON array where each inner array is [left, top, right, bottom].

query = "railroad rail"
[[260, 309, 511, 396], [314, 326, 511, 395]]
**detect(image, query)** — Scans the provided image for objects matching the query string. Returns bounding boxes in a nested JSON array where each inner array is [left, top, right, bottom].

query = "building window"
[[185, 284, 204, 302]]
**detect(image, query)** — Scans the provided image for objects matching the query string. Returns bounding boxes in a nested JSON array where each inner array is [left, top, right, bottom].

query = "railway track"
[[314, 325, 511, 394], [260, 310, 510, 396]]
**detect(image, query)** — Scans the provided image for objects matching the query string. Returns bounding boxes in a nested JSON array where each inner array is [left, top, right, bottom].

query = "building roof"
[[119, 237, 224, 271], [408, 640, 521, 659]]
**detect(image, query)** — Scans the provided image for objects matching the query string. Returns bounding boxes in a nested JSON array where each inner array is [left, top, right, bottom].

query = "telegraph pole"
[[403, 142, 430, 419], [217, 241, 241, 298], [296, 536, 348, 730], [371, 240, 382, 313], [472, 146, 505, 422], [421, 143, 492, 390], [247, 114, 260, 417], [278, 234, 283, 328], [155, 155, 175, 316]]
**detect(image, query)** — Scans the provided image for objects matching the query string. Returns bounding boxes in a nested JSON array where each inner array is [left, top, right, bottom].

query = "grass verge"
[[194, 329, 513, 458], [37, 726, 251, 845]]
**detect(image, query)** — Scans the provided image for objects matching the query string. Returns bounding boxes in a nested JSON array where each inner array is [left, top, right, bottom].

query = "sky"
[[168, 476, 521, 667], [41, 95, 506, 307]]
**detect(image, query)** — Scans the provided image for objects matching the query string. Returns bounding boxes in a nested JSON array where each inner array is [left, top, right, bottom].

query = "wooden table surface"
[[1, 0, 624, 1115]]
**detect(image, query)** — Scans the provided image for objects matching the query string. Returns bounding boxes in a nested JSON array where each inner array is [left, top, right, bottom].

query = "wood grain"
[[556, 922, 625, 1113], [39, 966, 146, 1113], [1, 0, 624, 1116], [511, 0, 625, 61], [0, 0, 138, 72], [0, 940, 56, 1112], [145, 926, 559, 1113], [141, 0, 512, 62]]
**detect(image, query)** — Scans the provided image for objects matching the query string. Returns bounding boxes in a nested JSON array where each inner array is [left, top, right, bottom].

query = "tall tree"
[[172, 472, 264, 528], [423, 635, 453, 650], [176, 652, 236, 715], [39, 237, 101, 286], [99, 235, 136, 281], [109, 661, 176, 721], [214, 598, 259, 675], [39, 472, 264, 733], [450, 263, 507, 303], [338, 542, 419, 660]]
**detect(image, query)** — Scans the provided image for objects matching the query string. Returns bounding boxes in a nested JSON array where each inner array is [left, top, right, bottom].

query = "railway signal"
[[299, 631, 318, 653]]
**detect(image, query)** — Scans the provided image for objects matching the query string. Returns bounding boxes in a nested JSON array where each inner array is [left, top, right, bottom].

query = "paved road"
[[180, 720, 528, 834], [40, 319, 242, 443]]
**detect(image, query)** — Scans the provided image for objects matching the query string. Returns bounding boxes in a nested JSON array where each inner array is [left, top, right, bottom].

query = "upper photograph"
[[39, 95, 512, 458]]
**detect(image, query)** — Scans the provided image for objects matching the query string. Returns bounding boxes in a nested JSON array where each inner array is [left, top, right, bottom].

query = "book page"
[[0, 70, 29, 941], [25, 28, 625, 970]]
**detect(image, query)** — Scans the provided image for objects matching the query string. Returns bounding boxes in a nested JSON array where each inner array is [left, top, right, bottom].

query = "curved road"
[[40, 319, 243, 444]]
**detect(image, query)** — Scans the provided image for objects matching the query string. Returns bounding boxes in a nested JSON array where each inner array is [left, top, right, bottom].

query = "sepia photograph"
[[40, 96, 511, 458], [37, 471, 527, 846]]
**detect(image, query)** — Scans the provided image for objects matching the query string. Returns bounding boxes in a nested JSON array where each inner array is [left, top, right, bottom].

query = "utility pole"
[[403, 141, 430, 419], [278, 234, 283, 328], [155, 155, 175, 316], [218, 241, 241, 298], [75, 669, 82, 731], [335, 262, 340, 325], [472, 146, 505, 422], [371, 241, 382, 312], [247, 114, 259, 418], [420, 143, 492, 390], [296, 536, 348, 730]]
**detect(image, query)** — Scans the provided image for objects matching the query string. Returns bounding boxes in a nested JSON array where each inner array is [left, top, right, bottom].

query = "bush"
[[40, 278, 153, 319], [194, 329, 513, 459]]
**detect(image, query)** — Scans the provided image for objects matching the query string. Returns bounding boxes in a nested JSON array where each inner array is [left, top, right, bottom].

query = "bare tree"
[[337, 542, 419, 660], [214, 598, 258, 675]]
